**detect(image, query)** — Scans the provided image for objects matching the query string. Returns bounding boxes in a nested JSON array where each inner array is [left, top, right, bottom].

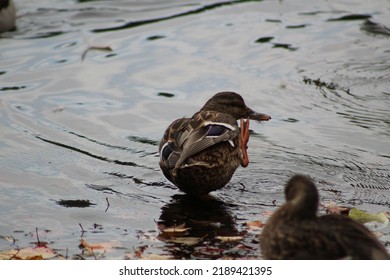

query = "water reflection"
[[56, 199, 96, 208], [159, 194, 237, 234], [327, 14, 371, 21], [1, 0, 390, 259], [361, 20, 390, 37], [92, 0, 263, 33], [158, 194, 241, 259]]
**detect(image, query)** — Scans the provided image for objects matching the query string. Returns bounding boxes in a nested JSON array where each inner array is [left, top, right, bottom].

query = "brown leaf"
[[246, 220, 264, 228], [133, 245, 148, 258], [140, 253, 173, 260], [0, 247, 57, 260], [79, 238, 120, 255]]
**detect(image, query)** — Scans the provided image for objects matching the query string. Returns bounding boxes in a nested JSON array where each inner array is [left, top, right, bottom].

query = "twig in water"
[[10, 248, 21, 260], [81, 46, 113, 62], [35, 227, 42, 246], [79, 223, 86, 237], [105, 197, 110, 212]]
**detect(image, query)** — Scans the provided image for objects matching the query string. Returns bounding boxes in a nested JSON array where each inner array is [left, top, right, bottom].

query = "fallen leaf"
[[0, 246, 57, 260], [80, 239, 104, 251], [132, 245, 148, 258], [246, 220, 264, 228], [159, 223, 190, 238], [348, 208, 389, 224], [79, 238, 120, 257], [215, 236, 243, 242], [140, 253, 174, 260], [194, 246, 224, 257], [165, 236, 202, 246]]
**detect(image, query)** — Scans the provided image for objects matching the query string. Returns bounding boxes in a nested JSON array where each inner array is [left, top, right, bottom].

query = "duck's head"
[[284, 174, 319, 217], [200, 92, 271, 121]]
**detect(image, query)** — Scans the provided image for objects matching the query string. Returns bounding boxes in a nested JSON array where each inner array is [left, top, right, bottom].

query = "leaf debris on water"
[[165, 236, 204, 246], [215, 236, 243, 242], [0, 246, 58, 260], [158, 223, 190, 238], [348, 208, 389, 224], [245, 220, 265, 229]]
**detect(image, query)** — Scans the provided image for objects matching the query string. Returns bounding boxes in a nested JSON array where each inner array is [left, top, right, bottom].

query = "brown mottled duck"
[[260, 174, 389, 259], [159, 91, 271, 195], [0, 0, 16, 33]]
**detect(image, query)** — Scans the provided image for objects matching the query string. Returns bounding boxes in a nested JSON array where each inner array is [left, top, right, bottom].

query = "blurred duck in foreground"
[[261, 174, 389, 260], [159, 91, 271, 195], [0, 0, 15, 32]]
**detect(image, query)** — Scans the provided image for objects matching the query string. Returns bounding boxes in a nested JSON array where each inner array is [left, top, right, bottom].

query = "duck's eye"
[[206, 125, 228, 137], [161, 142, 174, 160]]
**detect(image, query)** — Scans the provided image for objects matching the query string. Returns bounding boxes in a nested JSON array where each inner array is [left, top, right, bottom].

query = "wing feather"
[[160, 111, 239, 169], [175, 126, 237, 167]]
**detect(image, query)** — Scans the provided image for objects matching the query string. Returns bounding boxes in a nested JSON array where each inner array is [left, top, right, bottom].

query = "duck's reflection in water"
[[157, 194, 242, 259]]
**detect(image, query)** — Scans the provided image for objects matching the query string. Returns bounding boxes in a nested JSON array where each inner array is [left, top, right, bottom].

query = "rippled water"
[[0, 0, 389, 259]]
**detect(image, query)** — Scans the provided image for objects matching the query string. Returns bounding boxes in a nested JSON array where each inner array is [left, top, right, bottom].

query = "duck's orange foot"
[[240, 118, 250, 167]]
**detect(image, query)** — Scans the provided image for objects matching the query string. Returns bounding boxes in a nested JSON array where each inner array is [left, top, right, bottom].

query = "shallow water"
[[0, 0, 389, 259]]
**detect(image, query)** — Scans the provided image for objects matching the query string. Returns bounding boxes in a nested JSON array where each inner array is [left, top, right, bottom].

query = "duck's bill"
[[248, 110, 271, 121]]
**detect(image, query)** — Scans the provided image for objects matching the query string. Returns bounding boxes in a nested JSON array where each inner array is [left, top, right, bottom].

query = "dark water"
[[0, 0, 389, 259]]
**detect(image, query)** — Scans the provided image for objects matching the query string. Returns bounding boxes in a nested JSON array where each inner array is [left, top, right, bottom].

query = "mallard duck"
[[0, 0, 16, 33], [260, 174, 390, 259], [159, 91, 271, 195]]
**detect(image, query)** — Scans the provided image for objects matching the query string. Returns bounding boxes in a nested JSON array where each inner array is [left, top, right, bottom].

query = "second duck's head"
[[284, 174, 320, 218]]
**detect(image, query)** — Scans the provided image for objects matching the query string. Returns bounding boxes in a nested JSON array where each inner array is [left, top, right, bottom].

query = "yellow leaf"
[[160, 224, 190, 238], [348, 208, 389, 224], [215, 236, 243, 242], [167, 236, 202, 246]]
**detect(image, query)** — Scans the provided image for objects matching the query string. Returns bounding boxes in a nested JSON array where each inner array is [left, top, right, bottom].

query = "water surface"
[[0, 0, 389, 259]]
